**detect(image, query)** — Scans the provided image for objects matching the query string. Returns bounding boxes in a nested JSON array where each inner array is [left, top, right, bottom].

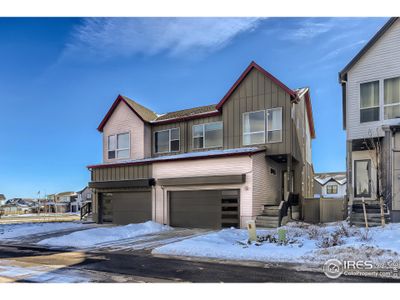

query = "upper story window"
[[360, 81, 379, 123], [108, 132, 130, 159], [267, 107, 283, 143], [384, 77, 400, 119], [326, 184, 338, 194], [155, 128, 180, 153], [193, 122, 223, 149], [243, 111, 265, 145]]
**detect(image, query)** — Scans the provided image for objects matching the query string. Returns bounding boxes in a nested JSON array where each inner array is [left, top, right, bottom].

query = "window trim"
[[107, 132, 130, 160], [266, 107, 283, 143], [242, 110, 266, 146], [384, 76, 400, 120], [354, 159, 372, 198], [192, 121, 223, 150], [326, 184, 338, 194], [359, 80, 380, 123], [154, 128, 180, 154]]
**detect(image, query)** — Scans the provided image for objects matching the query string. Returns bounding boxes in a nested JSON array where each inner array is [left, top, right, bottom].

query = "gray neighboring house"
[[314, 172, 347, 199], [339, 17, 400, 223], [74, 186, 93, 213]]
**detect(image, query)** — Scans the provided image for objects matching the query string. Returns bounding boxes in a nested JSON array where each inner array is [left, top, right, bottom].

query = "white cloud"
[[64, 17, 262, 59], [283, 20, 333, 40]]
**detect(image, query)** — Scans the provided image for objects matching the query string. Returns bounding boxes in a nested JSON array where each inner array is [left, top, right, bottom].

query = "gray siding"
[[91, 164, 152, 182]]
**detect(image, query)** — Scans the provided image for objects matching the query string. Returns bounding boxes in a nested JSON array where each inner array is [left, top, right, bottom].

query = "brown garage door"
[[100, 191, 152, 225], [169, 190, 239, 229]]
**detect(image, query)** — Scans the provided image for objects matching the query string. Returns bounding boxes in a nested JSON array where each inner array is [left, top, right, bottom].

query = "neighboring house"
[[74, 186, 93, 213], [0, 194, 6, 206], [88, 61, 316, 229], [0, 198, 38, 215], [46, 192, 77, 213], [339, 17, 400, 223], [314, 172, 347, 199]]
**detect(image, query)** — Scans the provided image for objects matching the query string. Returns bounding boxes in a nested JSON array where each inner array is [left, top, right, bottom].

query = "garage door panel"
[[169, 190, 239, 229]]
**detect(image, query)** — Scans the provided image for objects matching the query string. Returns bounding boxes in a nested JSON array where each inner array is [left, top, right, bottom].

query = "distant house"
[[0, 194, 6, 206], [314, 172, 347, 199], [46, 192, 77, 213], [0, 198, 38, 215]]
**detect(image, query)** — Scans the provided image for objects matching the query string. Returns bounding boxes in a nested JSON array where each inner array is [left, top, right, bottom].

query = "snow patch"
[[37, 221, 172, 249]]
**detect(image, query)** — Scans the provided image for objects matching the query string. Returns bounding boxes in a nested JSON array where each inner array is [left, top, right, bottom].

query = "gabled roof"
[[314, 172, 347, 186], [339, 17, 399, 81], [97, 95, 158, 132], [216, 61, 297, 110], [294, 87, 316, 139], [155, 104, 218, 122], [0, 194, 5, 200]]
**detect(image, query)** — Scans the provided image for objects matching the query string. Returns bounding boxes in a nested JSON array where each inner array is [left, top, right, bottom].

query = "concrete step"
[[255, 221, 279, 228], [351, 221, 387, 227], [256, 215, 279, 222], [261, 205, 280, 216]]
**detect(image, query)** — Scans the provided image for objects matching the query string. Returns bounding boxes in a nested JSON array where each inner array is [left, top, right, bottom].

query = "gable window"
[[243, 111, 265, 145], [108, 132, 130, 159], [193, 122, 223, 149], [360, 81, 379, 123], [326, 185, 338, 194], [267, 107, 283, 143], [354, 159, 371, 198], [155, 128, 180, 153], [384, 77, 400, 119]]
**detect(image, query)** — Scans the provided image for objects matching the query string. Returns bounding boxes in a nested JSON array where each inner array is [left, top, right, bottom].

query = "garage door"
[[100, 191, 152, 225], [169, 190, 239, 229]]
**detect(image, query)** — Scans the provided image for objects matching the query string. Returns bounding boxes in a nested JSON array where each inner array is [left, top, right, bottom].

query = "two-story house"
[[314, 172, 347, 199], [339, 17, 400, 224], [87, 61, 315, 229]]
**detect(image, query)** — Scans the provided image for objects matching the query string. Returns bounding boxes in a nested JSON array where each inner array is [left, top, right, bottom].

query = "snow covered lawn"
[[152, 222, 400, 266], [37, 221, 172, 249], [0, 222, 84, 240]]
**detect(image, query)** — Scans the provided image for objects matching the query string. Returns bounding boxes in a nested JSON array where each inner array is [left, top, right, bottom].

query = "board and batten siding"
[[91, 164, 152, 182], [102, 101, 150, 162], [346, 19, 400, 140], [252, 152, 282, 216], [221, 68, 293, 155]]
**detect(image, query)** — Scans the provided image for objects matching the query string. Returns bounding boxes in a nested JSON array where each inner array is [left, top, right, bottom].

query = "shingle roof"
[[155, 104, 218, 121], [120, 95, 158, 122], [0, 194, 5, 200], [314, 172, 347, 186]]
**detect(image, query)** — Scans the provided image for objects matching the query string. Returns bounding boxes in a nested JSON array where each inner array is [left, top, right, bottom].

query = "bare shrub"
[[307, 225, 322, 240], [316, 231, 345, 248], [335, 223, 350, 238], [358, 229, 373, 242]]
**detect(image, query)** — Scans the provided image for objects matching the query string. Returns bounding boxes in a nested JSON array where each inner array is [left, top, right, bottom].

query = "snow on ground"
[[152, 222, 400, 265], [37, 221, 172, 249], [0, 222, 84, 240]]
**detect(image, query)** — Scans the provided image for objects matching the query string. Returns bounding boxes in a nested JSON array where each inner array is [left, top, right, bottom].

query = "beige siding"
[[221, 68, 293, 155], [152, 155, 254, 228], [102, 101, 146, 162], [252, 152, 282, 216], [346, 19, 400, 140], [91, 164, 152, 182]]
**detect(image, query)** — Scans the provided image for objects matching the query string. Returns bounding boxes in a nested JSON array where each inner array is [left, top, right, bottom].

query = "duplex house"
[[88, 61, 316, 229], [339, 17, 400, 223]]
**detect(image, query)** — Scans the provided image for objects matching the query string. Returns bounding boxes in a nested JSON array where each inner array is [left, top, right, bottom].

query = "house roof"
[[97, 95, 158, 132], [87, 147, 265, 169], [314, 172, 347, 186], [338, 18, 399, 130], [97, 61, 315, 137], [0, 194, 5, 201], [155, 104, 218, 122], [294, 87, 316, 139]]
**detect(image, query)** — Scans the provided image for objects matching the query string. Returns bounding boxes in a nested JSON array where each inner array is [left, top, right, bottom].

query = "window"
[[243, 111, 265, 145], [155, 128, 180, 153], [326, 185, 338, 194], [193, 122, 223, 149], [108, 132, 130, 159], [360, 81, 379, 123], [354, 160, 371, 198], [267, 107, 283, 143], [384, 77, 400, 119]]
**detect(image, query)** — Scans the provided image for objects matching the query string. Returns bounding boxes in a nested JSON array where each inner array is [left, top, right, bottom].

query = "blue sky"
[[0, 17, 388, 198]]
